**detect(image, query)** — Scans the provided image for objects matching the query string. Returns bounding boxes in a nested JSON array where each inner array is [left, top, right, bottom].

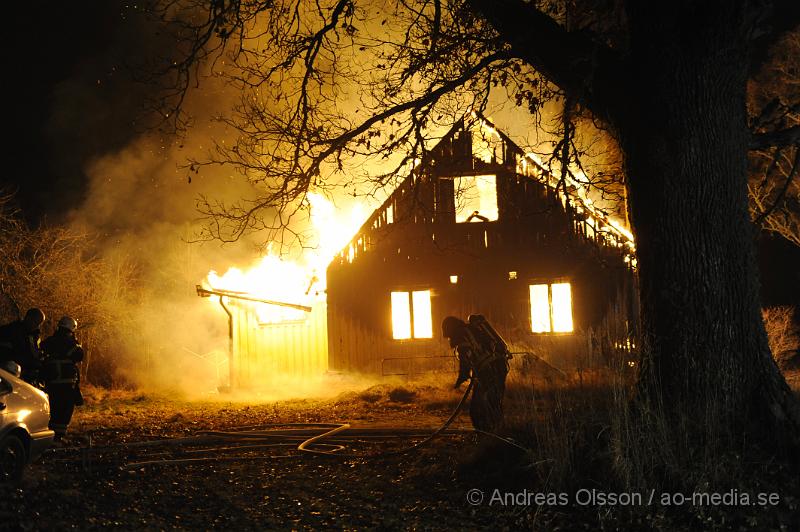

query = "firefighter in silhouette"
[[442, 315, 510, 432], [41, 316, 85, 442], [0, 308, 46, 383]]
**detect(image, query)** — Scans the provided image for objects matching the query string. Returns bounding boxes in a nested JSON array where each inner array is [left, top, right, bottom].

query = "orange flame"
[[204, 192, 367, 323]]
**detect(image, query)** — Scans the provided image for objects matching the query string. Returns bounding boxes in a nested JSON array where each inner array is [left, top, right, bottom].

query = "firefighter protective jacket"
[[41, 330, 84, 386]]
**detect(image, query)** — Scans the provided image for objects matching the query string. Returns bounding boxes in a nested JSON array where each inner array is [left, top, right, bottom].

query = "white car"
[[0, 361, 54, 483]]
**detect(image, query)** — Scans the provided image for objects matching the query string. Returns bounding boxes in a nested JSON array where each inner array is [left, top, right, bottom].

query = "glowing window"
[[391, 290, 433, 339], [449, 275, 458, 284], [551, 283, 573, 332], [454, 175, 498, 223], [391, 292, 411, 339], [530, 284, 551, 333], [529, 282, 573, 333], [412, 291, 433, 338], [508, 271, 517, 280]]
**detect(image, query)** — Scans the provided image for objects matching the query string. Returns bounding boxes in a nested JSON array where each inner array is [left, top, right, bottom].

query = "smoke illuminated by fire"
[[204, 192, 367, 323]]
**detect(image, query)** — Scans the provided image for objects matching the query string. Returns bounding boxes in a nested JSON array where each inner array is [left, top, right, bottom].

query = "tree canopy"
[[146, 1, 798, 237]]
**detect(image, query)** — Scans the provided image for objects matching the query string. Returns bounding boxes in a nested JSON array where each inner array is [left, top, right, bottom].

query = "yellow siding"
[[230, 300, 328, 388]]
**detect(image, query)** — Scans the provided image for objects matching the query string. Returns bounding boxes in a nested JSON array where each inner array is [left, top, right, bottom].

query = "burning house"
[[326, 117, 638, 375], [203, 116, 638, 387]]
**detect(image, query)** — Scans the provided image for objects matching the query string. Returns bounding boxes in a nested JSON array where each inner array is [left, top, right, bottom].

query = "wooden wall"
[[326, 125, 638, 375], [230, 300, 328, 388]]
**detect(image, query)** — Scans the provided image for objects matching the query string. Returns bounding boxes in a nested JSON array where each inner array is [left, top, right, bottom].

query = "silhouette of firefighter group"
[[0, 309, 84, 443]]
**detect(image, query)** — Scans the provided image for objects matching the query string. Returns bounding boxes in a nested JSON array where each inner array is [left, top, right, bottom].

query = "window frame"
[[528, 281, 574, 334], [390, 289, 434, 340], [445, 173, 499, 224]]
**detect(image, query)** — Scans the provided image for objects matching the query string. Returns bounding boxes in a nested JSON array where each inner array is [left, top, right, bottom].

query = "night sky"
[[4, 2, 799, 307], [5, 2, 150, 221]]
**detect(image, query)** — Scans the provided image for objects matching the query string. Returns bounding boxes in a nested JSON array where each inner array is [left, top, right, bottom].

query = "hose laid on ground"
[[120, 382, 476, 468], [296, 380, 475, 457], [117, 381, 477, 468], [66, 380, 528, 469]]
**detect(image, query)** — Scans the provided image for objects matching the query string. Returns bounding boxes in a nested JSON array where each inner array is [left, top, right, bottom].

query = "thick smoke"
[[66, 97, 267, 394], [30, 5, 299, 395], [39, 6, 377, 398]]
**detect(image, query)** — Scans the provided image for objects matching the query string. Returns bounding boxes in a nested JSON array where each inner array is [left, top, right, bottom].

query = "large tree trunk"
[[617, 2, 800, 456]]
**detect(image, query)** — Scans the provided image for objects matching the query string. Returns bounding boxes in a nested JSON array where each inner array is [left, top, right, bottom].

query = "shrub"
[[0, 192, 136, 385]]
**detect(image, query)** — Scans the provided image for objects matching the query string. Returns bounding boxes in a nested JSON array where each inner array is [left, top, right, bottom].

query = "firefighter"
[[442, 315, 510, 432], [0, 308, 46, 383], [41, 316, 85, 442]]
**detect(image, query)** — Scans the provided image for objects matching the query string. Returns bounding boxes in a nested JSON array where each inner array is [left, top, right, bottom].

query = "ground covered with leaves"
[[1, 383, 535, 530], [2, 377, 799, 530]]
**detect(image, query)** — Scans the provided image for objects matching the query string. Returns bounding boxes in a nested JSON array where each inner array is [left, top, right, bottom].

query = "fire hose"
[[120, 380, 480, 468], [206, 378, 483, 459]]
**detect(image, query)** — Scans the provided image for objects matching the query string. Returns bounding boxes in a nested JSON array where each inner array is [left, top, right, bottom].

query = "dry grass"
[[469, 354, 800, 530]]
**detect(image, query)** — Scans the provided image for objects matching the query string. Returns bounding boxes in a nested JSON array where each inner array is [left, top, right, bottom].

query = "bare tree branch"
[[750, 124, 800, 150], [753, 149, 800, 224]]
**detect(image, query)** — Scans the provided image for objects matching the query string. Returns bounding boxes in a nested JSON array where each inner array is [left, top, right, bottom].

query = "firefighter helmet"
[[58, 316, 78, 332], [24, 308, 46, 327]]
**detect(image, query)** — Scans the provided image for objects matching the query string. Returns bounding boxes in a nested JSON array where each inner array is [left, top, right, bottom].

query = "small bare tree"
[[748, 29, 800, 247]]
